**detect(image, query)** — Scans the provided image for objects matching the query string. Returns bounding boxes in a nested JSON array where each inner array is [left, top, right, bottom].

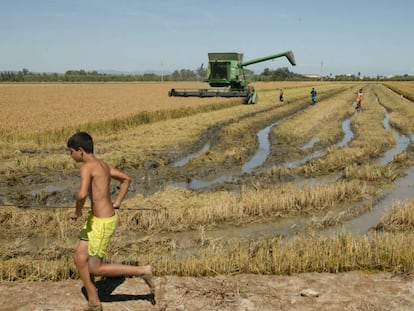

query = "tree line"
[[1, 67, 413, 82]]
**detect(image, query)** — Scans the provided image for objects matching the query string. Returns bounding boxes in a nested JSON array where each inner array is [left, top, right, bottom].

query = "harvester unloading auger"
[[168, 50, 296, 104]]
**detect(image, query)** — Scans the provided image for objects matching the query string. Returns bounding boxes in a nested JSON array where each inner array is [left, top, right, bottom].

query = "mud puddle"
[[173, 142, 211, 168], [284, 118, 353, 168], [325, 165, 414, 235], [378, 113, 412, 165], [242, 120, 281, 174], [176, 116, 353, 190]]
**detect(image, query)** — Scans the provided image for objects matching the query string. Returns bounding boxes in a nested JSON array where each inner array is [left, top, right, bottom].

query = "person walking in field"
[[67, 131, 155, 311], [279, 89, 284, 102], [355, 88, 363, 112], [310, 87, 317, 104]]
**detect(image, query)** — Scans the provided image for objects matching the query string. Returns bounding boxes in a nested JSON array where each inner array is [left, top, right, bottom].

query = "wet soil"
[[1, 87, 350, 208], [0, 100, 310, 207], [1, 272, 414, 310]]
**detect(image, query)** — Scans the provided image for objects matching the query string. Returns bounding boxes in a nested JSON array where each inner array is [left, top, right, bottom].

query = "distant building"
[[302, 73, 320, 79]]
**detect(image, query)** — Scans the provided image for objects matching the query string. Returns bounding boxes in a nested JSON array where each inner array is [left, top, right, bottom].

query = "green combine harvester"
[[168, 50, 296, 104]]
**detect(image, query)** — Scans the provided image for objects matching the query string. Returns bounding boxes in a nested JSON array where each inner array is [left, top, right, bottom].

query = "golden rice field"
[[0, 82, 225, 136], [2, 80, 414, 285], [0, 81, 316, 137], [385, 81, 414, 101]]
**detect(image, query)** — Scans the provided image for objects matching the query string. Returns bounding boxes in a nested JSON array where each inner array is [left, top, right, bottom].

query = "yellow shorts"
[[79, 212, 118, 258]]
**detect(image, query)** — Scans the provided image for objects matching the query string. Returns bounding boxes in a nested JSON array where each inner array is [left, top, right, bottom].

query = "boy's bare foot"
[[76, 303, 102, 311], [141, 265, 156, 304], [142, 266, 155, 292]]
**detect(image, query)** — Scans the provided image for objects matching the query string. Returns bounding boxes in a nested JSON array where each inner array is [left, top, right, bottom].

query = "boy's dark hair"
[[67, 132, 94, 153]]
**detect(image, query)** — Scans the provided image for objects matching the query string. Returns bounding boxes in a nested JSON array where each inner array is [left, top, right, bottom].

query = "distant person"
[[355, 88, 363, 112], [279, 89, 284, 102], [310, 87, 317, 104], [67, 131, 155, 311]]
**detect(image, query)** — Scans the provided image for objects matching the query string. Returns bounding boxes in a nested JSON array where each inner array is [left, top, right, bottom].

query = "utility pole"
[[161, 60, 164, 83], [320, 61, 323, 81]]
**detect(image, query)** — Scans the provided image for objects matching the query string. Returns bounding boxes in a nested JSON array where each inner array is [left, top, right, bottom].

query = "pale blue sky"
[[1, 0, 413, 76]]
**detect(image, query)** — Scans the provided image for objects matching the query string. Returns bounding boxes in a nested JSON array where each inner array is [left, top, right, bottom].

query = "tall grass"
[[2, 231, 414, 281], [0, 180, 370, 237], [376, 200, 414, 232]]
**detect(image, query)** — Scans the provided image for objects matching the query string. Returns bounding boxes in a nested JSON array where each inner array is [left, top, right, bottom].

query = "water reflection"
[[174, 175, 233, 190], [242, 121, 280, 174], [300, 137, 320, 150], [175, 117, 354, 189], [325, 165, 414, 236], [283, 151, 326, 169], [173, 142, 211, 167], [284, 118, 353, 169], [378, 113, 410, 165], [30, 185, 64, 196], [337, 119, 353, 148]]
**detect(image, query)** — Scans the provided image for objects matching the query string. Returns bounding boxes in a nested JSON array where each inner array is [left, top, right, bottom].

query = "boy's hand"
[[71, 210, 82, 220]]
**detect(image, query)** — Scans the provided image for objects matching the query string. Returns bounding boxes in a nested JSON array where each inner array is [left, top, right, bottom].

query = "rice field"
[[1, 81, 414, 281], [0, 81, 316, 137]]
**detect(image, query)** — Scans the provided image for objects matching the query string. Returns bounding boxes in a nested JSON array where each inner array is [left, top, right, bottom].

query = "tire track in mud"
[[172, 112, 353, 191], [168, 86, 353, 190], [173, 87, 357, 192], [308, 86, 414, 236], [326, 88, 414, 235], [174, 85, 414, 237]]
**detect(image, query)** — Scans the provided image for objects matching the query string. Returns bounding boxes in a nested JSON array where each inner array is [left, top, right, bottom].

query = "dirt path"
[[1, 271, 413, 311]]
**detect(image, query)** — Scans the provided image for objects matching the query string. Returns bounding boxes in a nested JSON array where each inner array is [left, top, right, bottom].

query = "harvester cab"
[[168, 50, 296, 104]]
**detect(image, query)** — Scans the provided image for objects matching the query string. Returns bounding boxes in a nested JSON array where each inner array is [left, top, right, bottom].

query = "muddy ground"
[[0, 102, 304, 207], [1, 271, 414, 310]]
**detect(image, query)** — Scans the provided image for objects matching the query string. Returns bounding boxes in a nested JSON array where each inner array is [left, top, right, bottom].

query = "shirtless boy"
[[67, 131, 154, 311]]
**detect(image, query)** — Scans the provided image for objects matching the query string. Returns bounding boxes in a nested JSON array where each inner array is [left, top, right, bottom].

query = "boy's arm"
[[110, 165, 131, 209], [72, 164, 91, 219]]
